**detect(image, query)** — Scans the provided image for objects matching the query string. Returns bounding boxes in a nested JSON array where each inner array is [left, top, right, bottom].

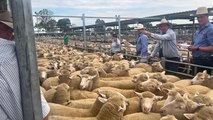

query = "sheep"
[[49, 96, 129, 120], [191, 94, 213, 106], [93, 87, 136, 98], [43, 87, 57, 102], [160, 95, 205, 120], [137, 78, 162, 93], [184, 85, 210, 95], [123, 112, 161, 120], [160, 115, 177, 120], [70, 87, 98, 100], [135, 63, 152, 72], [151, 61, 164, 72], [52, 83, 71, 104], [112, 53, 124, 61], [42, 76, 59, 90], [49, 95, 108, 117], [184, 106, 213, 120], [132, 72, 149, 83], [205, 90, 213, 100], [191, 70, 210, 85], [134, 91, 163, 114], [79, 74, 136, 91], [96, 96, 129, 120], [174, 79, 192, 88], [165, 75, 180, 83], [128, 68, 146, 76], [64, 99, 96, 109]]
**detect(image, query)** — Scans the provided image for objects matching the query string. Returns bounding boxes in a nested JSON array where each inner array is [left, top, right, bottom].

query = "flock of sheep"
[[36, 41, 213, 120]]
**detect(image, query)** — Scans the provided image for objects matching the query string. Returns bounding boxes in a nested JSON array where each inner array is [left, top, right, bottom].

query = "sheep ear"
[[98, 97, 108, 103], [203, 70, 207, 74], [97, 89, 107, 98], [197, 103, 206, 107], [194, 91, 200, 97], [161, 71, 166, 75], [154, 96, 163, 101], [134, 92, 142, 98], [50, 86, 57, 89], [184, 113, 195, 119]]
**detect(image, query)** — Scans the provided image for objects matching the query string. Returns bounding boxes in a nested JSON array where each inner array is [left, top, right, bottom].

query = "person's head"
[[157, 18, 170, 34], [112, 33, 118, 38], [0, 11, 14, 40], [196, 7, 209, 26], [134, 24, 145, 33]]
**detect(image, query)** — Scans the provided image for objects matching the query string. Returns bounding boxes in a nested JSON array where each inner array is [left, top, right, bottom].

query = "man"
[[0, 11, 50, 120], [135, 24, 149, 63], [63, 31, 70, 48], [142, 18, 180, 72], [188, 7, 213, 74], [111, 33, 121, 55]]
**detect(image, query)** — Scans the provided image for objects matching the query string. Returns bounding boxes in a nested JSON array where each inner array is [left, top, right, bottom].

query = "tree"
[[46, 19, 57, 32], [94, 19, 105, 35], [34, 9, 55, 32], [57, 18, 71, 31]]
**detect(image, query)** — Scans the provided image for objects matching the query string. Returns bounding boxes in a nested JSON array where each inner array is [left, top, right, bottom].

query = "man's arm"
[[141, 30, 172, 41]]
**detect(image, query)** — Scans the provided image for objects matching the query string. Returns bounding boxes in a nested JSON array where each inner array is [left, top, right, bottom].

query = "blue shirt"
[[193, 22, 213, 57], [136, 33, 148, 57], [151, 29, 180, 58]]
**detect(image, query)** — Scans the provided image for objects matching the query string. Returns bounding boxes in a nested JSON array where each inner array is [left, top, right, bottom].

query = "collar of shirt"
[[198, 22, 211, 32]]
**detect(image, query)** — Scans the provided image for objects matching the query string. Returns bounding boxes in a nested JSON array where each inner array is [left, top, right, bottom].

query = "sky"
[[31, 0, 213, 26]]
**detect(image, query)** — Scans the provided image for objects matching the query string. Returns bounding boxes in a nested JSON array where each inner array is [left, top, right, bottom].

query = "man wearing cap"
[[188, 7, 213, 74], [135, 24, 149, 63], [0, 11, 49, 120], [141, 18, 180, 72]]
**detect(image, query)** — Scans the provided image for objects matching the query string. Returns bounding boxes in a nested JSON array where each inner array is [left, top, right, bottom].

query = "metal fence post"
[[118, 15, 121, 40], [82, 13, 87, 51]]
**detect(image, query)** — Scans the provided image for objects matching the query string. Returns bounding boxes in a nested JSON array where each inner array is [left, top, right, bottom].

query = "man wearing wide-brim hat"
[[0, 11, 50, 120], [188, 6, 213, 74], [134, 24, 149, 63], [141, 18, 180, 72]]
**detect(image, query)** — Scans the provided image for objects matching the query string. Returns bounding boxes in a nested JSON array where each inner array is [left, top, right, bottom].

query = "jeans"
[[192, 57, 213, 75], [165, 57, 180, 72]]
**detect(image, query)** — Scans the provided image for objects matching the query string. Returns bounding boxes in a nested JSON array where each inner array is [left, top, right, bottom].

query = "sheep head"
[[191, 70, 210, 85], [132, 72, 149, 83], [79, 74, 97, 91], [138, 79, 162, 92], [135, 91, 163, 114], [151, 61, 164, 72]]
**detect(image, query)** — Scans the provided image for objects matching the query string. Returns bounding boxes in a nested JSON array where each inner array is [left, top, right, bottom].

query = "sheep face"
[[151, 62, 164, 72], [135, 91, 163, 114], [161, 95, 204, 119], [132, 73, 149, 83], [129, 60, 137, 68], [150, 71, 168, 83], [184, 107, 213, 120], [79, 74, 96, 91], [191, 70, 209, 85], [138, 79, 162, 92]]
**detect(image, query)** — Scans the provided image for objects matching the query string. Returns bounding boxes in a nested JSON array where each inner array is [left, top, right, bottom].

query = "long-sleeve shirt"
[[150, 29, 180, 58], [111, 38, 121, 53], [0, 38, 50, 120], [150, 40, 162, 57], [136, 33, 149, 57], [192, 22, 213, 57]]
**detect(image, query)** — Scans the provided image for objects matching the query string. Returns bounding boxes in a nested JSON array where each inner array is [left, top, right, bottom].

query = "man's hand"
[[188, 45, 199, 51]]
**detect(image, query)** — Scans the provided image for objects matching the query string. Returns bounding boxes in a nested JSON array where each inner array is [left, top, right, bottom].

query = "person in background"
[[134, 24, 149, 63], [0, 11, 50, 120], [188, 6, 213, 74], [63, 30, 70, 48], [111, 33, 121, 55], [141, 18, 180, 72]]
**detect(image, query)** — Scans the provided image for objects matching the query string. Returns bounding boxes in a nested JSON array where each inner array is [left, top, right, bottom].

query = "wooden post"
[[10, 0, 43, 120]]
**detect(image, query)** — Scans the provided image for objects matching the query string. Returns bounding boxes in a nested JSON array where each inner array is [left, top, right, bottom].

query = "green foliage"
[[57, 18, 71, 31], [34, 9, 55, 32], [94, 19, 105, 35]]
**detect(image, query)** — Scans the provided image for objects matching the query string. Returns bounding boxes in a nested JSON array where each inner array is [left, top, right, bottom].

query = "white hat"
[[0, 11, 13, 28], [196, 7, 208, 16], [134, 24, 145, 30], [157, 18, 171, 27]]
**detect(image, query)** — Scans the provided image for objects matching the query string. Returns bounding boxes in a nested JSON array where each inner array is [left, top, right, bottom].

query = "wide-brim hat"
[[134, 24, 145, 30], [157, 18, 171, 27], [0, 11, 13, 28], [196, 7, 209, 16]]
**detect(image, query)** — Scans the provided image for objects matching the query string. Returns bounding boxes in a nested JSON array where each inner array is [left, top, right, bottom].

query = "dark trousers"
[[136, 51, 141, 56], [165, 57, 180, 72], [192, 57, 213, 75]]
